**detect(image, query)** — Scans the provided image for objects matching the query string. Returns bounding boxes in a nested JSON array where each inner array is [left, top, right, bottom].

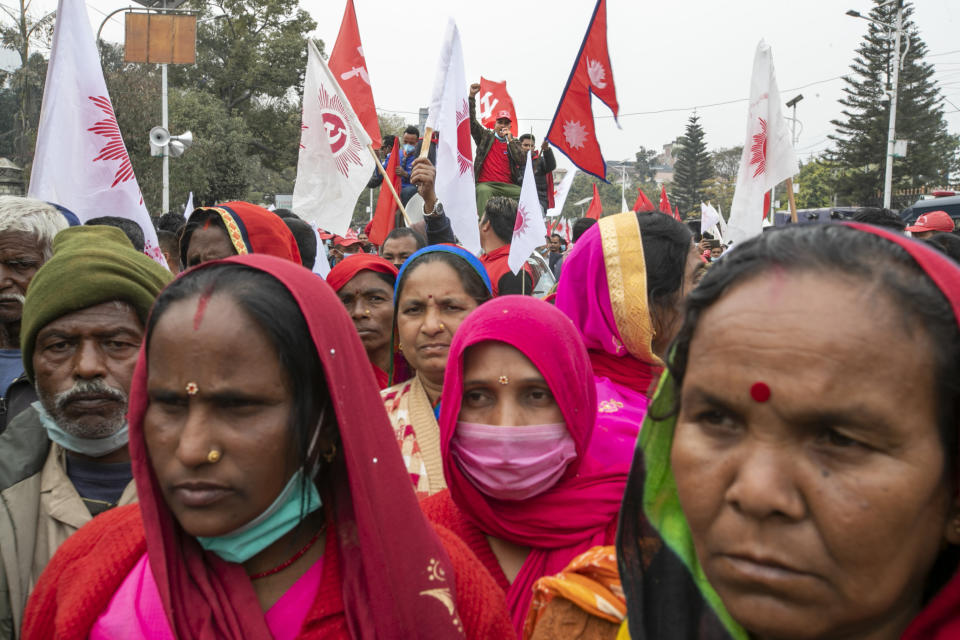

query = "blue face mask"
[[402, 143, 415, 154], [494, 132, 506, 142], [33, 401, 129, 458], [197, 468, 323, 564]]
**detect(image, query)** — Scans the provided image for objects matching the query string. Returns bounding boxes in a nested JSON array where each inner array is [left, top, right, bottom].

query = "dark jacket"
[[528, 149, 557, 212], [469, 97, 525, 185], [0, 375, 37, 437]]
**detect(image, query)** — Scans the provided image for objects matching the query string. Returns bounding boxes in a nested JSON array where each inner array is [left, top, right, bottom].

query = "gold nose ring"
[[207, 449, 221, 463]]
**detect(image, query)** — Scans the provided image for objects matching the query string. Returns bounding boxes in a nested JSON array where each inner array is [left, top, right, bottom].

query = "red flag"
[[545, 0, 618, 181], [673, 204, 682, 221], [586, 183, 603, 220], [368, 138, 400, 246], [659, 185, 671, 214], [329, 0, 381, 148], [477, 78, 518, 138], [633, 188, 654, 212]]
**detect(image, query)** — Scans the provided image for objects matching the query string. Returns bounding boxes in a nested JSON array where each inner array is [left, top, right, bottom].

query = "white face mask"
[[33, 401, 129, 457]]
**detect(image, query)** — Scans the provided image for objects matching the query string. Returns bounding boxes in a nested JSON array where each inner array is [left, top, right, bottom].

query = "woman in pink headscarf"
[[554, 212, 704, 468], [420, 296, 627, 637]]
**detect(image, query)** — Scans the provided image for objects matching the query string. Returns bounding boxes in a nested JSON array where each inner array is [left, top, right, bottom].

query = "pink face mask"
[[450, 422, 577, 501]]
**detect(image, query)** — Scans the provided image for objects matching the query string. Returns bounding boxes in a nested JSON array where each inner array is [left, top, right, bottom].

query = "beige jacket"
[[0, 423, 136, 638]]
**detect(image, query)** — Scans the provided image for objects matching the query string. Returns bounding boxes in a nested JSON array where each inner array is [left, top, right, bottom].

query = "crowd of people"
[[0, 105, 959, 640]]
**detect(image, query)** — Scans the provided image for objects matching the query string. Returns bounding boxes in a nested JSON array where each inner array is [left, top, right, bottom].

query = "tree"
[[671, 114, 713, 214], [795, 156, 837, 209], [702, 145, 742, 217], [561, 173, 622, 218], [101, 43, 258, 213], [633, 146, 658, 182], [378, 112, 409, 139], [0, 0, 54, 165], [829, 0, 959, 208], [167, 0, 319, 182]]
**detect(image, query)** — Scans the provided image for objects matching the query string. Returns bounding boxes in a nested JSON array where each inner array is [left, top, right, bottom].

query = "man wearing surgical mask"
[[469, 82, 525, 220], [367, 127, 425, 205], [0, 226, 172, 634]]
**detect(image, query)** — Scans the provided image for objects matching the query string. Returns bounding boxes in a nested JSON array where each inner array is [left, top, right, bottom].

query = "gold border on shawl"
[[599, 213, 663, 366], [204, 207, 249, 256]]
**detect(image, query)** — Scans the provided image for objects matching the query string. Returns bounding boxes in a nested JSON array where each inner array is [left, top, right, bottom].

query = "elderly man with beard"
[[0, 197, 75, 433], [0, 225, 170, 637]]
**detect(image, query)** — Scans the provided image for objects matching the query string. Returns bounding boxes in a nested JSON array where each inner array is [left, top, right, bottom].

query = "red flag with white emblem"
[[293, 40, 375, 236], [545, 0, 618, 181], [28, 0, 163, 265], [329, 0, 381, 149], [425, 19, 480, 254], [727, 40, 798, 245], [477, 78, 519, 138]]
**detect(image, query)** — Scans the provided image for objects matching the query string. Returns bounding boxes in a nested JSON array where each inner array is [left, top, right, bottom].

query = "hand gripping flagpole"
[[367, 145, 412, 226]]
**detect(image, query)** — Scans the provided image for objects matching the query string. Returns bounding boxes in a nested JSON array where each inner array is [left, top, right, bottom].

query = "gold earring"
[[322, 443, 337, 463], [207, 449, 221, 463]]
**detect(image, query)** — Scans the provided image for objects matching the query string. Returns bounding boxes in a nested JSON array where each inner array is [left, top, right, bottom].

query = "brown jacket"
[[0, 408, 136, 638], [469, 96, 525, 184]]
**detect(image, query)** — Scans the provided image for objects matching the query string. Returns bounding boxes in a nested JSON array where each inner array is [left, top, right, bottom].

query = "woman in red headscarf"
[[22, 255, 512, 639], [326, 255, 410, 389], [420, 296, 627, 637], [179, 202, 301, 268]]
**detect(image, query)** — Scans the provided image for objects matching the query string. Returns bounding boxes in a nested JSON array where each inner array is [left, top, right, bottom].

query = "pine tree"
[[671, 114, 714, 214], [829, 0, 959, 207]]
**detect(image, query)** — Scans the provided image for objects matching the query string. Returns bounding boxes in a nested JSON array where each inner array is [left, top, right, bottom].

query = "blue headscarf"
[[395, 244, 492, 297]]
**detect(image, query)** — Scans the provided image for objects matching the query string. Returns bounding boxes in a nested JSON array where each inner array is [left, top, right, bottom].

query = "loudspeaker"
[[149, 126, 171, 147]]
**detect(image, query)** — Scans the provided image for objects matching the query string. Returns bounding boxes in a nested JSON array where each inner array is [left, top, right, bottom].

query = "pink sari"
[[555, 212, 664, 469], [90, 554, 324, 640], [438, 296, 626, 635]]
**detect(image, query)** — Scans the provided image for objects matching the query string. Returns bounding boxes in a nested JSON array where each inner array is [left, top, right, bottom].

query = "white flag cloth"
[[547, 168, 576, 217], [183, 191, 194, 218], [716, 203, 729, 241], [509, 151, 548, 275], [425, 20, 480, 255], [701, 202, 721, 236], [28, 0, 163, 265], [311, 226, 331, 278], [293, 40, 374, 236], [726, 40, 797, 246]]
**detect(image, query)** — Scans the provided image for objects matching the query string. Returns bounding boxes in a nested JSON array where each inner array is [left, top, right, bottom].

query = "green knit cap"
[[21, 225, 173, 382]]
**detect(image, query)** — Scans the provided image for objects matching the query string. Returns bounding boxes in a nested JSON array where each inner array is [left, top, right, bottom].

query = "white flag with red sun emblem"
[[726, 40, 797, 246], [425, 19, 480, 255], [509, 151, 547, 275], [28, 0, 163, 265], [294, 40, 374, 236]]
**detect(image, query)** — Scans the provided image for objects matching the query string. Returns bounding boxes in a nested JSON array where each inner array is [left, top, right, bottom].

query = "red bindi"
[[750, 382, 771, 403]]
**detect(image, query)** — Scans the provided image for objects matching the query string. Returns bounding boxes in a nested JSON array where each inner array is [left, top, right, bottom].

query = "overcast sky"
[[81, 0, 960, 176]]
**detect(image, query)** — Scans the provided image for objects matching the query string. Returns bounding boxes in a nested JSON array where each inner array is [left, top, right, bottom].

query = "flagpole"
[[785, 178, 798, 223], [367, 145, 412, 226], [418, 127, 433, 159]]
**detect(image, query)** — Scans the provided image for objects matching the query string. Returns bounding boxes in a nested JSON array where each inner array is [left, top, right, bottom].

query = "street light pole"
[[882, 1, 903, 209]]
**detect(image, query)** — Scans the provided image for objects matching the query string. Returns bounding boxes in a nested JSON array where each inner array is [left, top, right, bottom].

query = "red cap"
[[495, 110, 512, 122], [905, 210, 955, 234]]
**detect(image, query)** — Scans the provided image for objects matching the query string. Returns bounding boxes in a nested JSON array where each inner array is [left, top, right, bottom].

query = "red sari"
[[23, 254, 510, 640]]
